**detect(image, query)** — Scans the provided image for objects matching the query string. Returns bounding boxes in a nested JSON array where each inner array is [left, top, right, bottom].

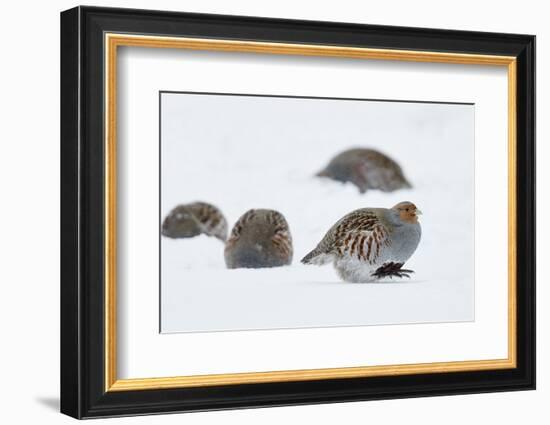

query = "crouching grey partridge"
[[161, 201, 228, 241], [225, 209, 293, 269], [302, 201, 421, 283], [316, 148, 411, 193]]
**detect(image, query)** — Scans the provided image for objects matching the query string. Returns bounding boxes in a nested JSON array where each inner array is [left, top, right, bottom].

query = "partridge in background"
[[161, 201, 228, 241], [225, 209, 293, 269], [301, 202, 421, 283], [316, 148, 411, 193]]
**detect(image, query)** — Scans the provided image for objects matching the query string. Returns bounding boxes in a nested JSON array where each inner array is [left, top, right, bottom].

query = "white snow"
[[160, 93, 475, 333]]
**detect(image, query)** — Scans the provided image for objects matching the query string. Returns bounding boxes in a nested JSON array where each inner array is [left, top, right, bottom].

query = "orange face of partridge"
[[392, 201, 421, 224]]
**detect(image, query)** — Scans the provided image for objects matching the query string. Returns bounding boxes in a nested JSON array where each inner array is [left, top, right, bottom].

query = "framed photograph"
[[60, 6, 535, 419]]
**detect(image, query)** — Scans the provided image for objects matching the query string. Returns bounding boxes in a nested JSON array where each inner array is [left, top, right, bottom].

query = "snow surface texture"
[[160, 93, 475, 333]]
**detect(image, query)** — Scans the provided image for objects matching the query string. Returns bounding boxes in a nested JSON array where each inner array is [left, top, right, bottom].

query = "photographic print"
[[61, 8, 535, 417], [160, 92, 475, 333]]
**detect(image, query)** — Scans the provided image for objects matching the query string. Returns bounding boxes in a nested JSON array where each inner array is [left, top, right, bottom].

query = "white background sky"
[[161, 92, 475, 332]]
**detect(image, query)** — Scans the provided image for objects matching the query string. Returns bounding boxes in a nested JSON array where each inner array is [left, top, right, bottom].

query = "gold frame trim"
[[104, 33, 518, 392]]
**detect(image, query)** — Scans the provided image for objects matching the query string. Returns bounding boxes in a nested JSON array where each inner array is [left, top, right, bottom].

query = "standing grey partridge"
[[301, 202, 421, 283], [316, 148, 411, 193], [161, 201, 228, 241], [225, 209, 293, 269]]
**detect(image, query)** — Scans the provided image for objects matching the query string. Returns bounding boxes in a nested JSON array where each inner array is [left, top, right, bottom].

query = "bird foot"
[[372, 262, 414, 280]]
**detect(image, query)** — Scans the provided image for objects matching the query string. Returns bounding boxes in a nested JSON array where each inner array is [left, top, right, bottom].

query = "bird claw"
[[372, 262, 414, 280]]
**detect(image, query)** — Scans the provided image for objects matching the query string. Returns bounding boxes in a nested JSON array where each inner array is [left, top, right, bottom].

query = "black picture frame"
[[61, 5, 535, 419]]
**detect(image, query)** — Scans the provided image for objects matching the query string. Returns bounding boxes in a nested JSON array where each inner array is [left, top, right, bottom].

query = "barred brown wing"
[[324, 210, 391, 264]]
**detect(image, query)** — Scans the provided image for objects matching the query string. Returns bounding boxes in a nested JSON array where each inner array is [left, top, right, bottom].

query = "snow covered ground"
[[160, 93, 475, 333]]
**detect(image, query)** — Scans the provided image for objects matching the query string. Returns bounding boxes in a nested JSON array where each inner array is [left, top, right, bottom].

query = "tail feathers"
[[301, 249, 332, 265]]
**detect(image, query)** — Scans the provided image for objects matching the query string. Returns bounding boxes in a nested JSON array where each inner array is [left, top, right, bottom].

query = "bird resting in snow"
[[301, 202, 421, 283], [225, 209, 293, 269], [316, 148, 411, 194], [161, 201, 228, 241]]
